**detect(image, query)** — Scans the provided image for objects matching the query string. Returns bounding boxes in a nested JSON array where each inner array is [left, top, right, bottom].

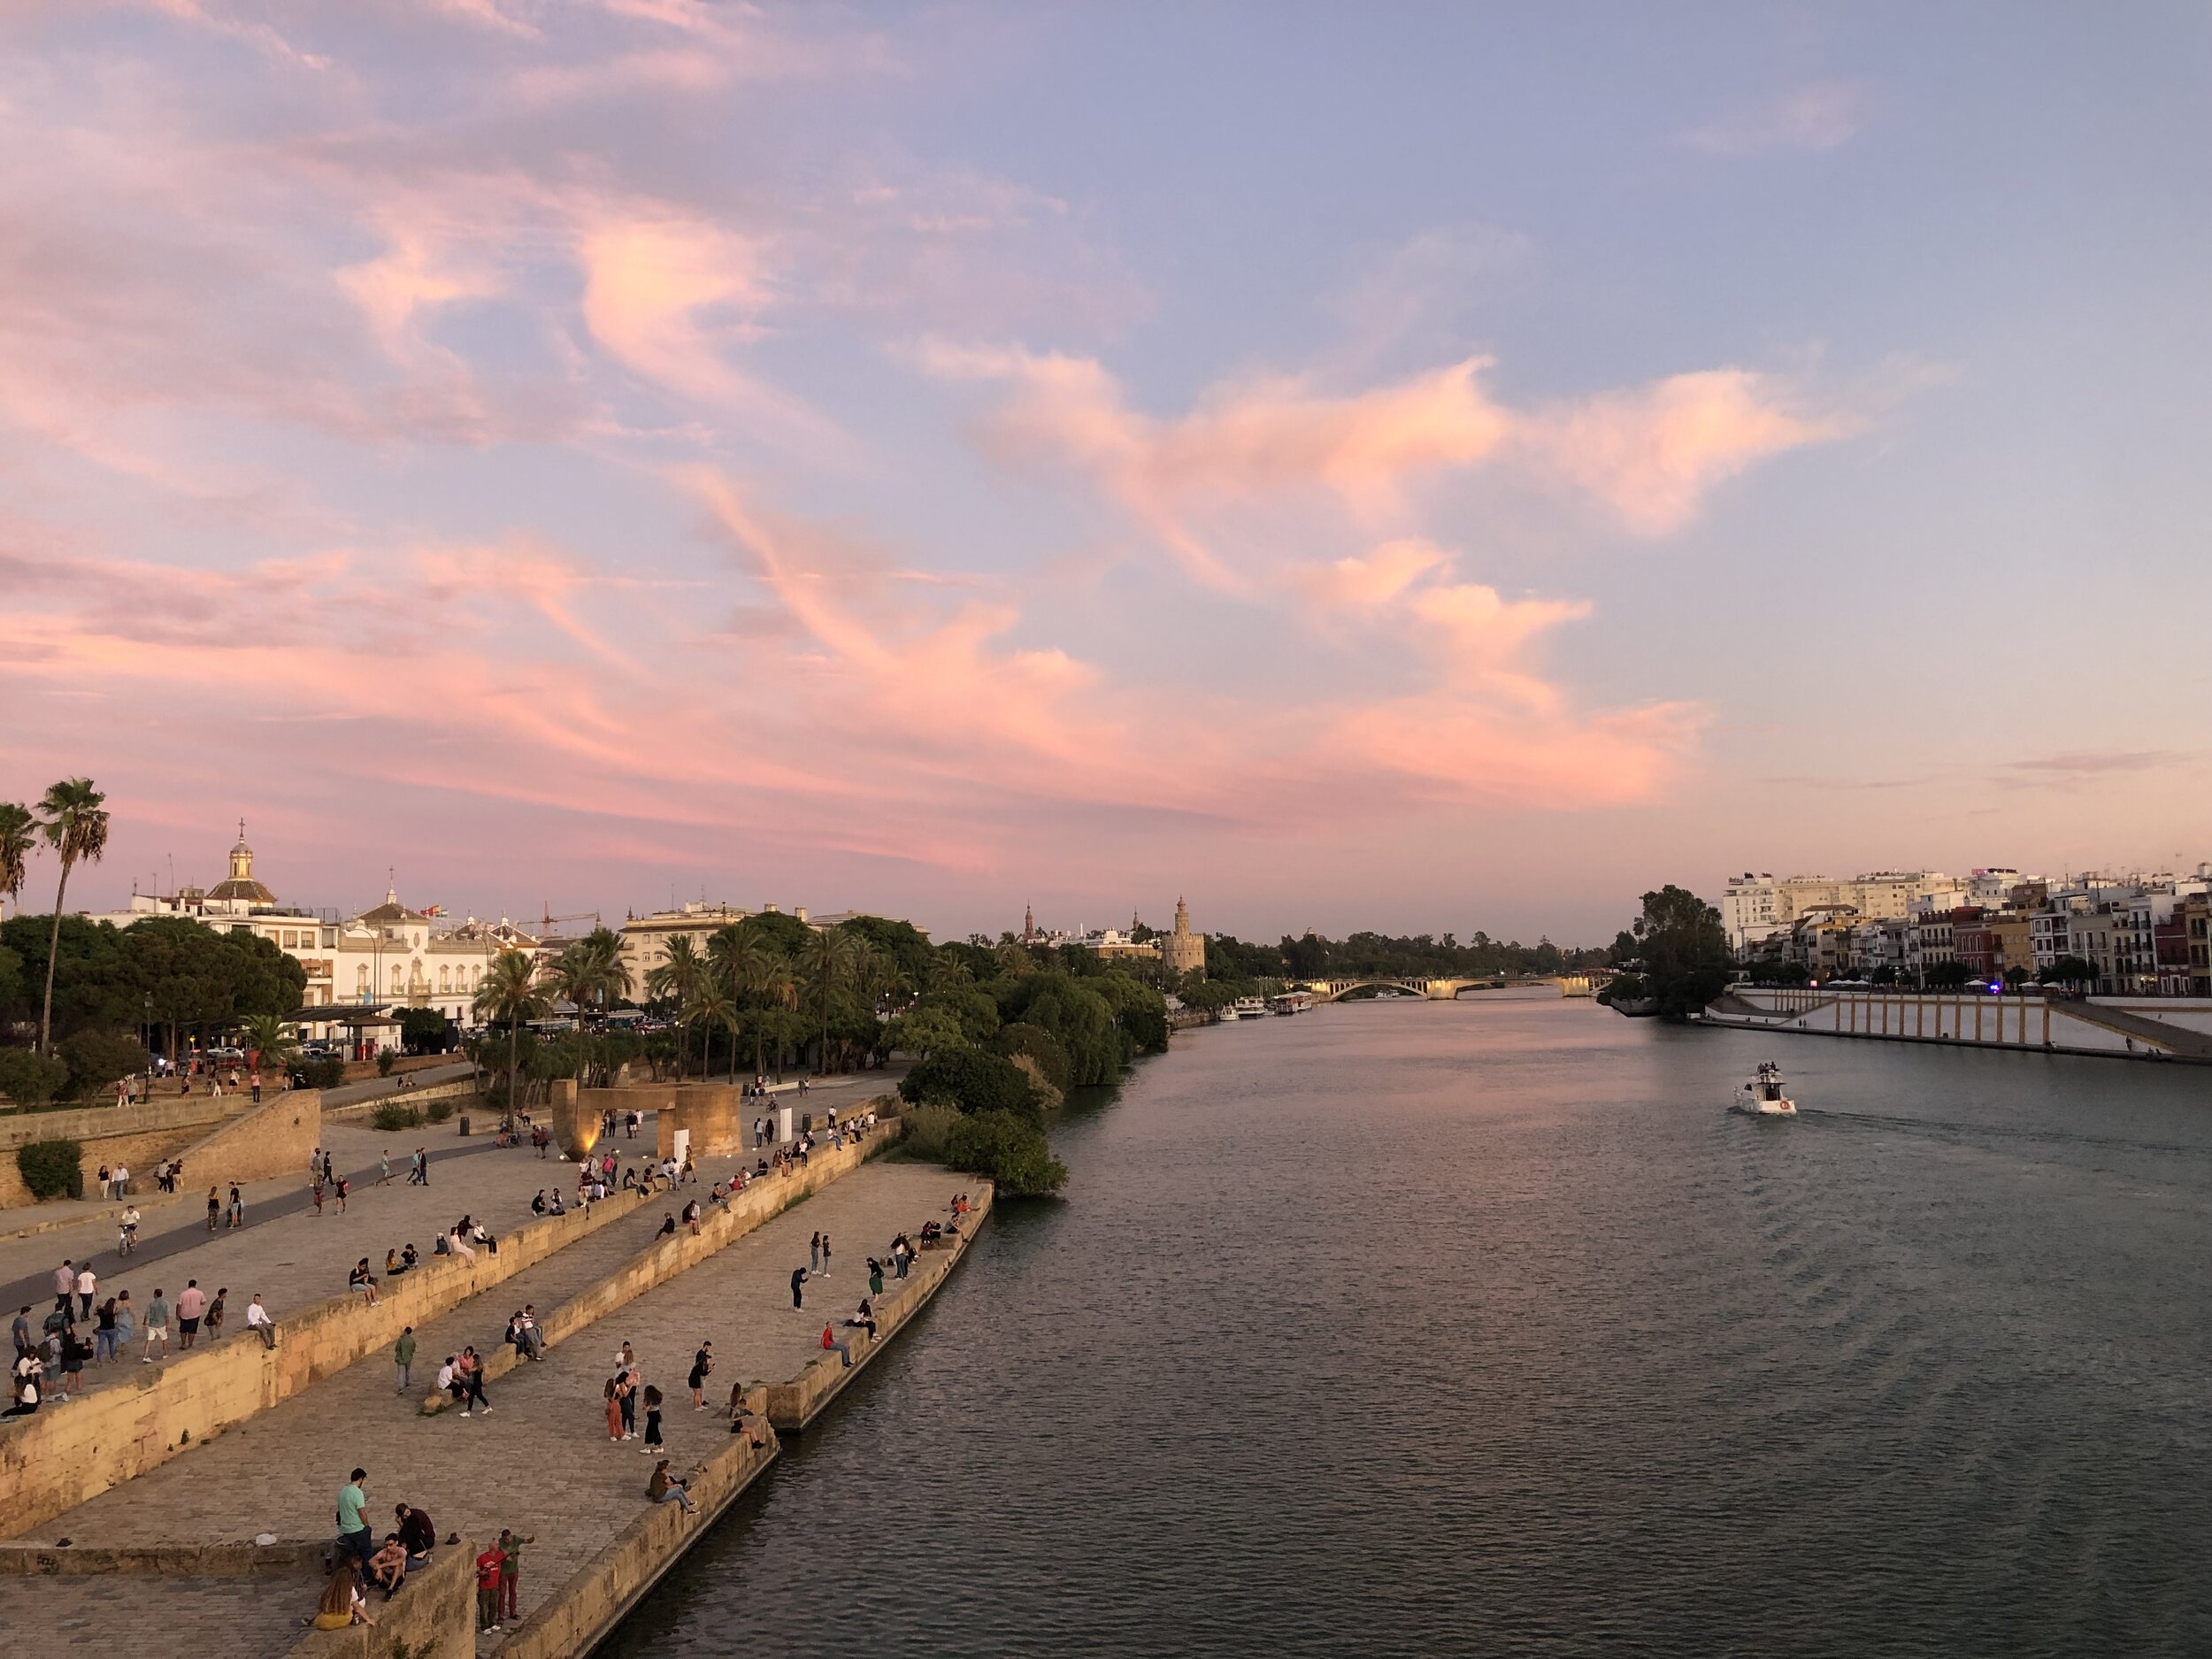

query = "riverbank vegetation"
[[1599, 886, 1732, 1021]]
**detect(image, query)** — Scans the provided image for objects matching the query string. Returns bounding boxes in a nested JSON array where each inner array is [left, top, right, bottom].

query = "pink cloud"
[[1516, 369, 1851, 535], [1685, 81, 1867, 155]]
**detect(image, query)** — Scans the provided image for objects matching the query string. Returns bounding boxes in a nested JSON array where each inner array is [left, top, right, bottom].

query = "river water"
[[609, 995, 2212, 1657]]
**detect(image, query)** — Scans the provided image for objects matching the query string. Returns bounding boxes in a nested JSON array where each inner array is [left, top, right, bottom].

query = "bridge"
[[1287, 974, 1595, 1002]]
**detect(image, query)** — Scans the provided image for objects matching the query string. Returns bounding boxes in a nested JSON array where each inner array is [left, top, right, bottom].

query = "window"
[[390, 965, 403, 992], [356, 965, 370, 995], [440, 965, 451, 992]]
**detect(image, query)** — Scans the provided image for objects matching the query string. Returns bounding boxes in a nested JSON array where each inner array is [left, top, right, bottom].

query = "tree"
[[35, 778, 108, 1054], [242, 1012, 302, 1077], [714, 924, 795, 1079], [646, 933, 706, 1079], [473, 950, 549, 1112], [544, 931, 626, 1085], [687, 980, 739, 1084], [943, 1109, 1067, 1196], [797, 925, 864, 1075], [0, 802, 34, 921], [899, 1047, 1041, 1123], [1616, 886, 1732, 1021], [2039, 955, 2097, 990]]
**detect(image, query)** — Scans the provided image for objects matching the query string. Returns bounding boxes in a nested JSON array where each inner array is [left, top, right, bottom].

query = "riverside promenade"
[[7, 1119, 989, 1659]]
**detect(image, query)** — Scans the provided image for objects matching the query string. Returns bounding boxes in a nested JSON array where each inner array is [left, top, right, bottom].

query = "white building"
[[1722, 872, 1946, 954]]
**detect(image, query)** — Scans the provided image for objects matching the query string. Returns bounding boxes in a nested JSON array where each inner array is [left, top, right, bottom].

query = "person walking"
[[395, 1326, 416, 1394], [457, 1347, 492, 1416], [377, 1151, 392, 1187], [688, 1342, 713, 1409], [74, 1262, 96, 1322], [311, 1178, 324, 1217], [334, 1177, 349, 1215], [53, 1260, 73, 1307], [176, 1280, 205, 1349], [142, 1286, 170, 1362], [204, 1286, 227, 1339], [227, 1185, 243, 1229], [206, 1187, 222, 1230], [92, 1297, 119, 1365]]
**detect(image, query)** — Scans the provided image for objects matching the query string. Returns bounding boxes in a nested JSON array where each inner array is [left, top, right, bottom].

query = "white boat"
[[1217, 997, 1268, 1022], [1732, 1060, 1797, 1118]]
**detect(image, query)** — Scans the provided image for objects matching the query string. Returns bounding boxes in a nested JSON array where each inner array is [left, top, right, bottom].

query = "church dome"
[[207, 820, 276, 905]]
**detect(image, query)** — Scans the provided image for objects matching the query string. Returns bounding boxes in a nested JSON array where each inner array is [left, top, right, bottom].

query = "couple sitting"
[[503, 1310, 545, 1360]]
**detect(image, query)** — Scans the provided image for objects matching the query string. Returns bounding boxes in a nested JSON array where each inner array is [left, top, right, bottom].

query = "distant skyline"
[[4, 4, 2208, 943]]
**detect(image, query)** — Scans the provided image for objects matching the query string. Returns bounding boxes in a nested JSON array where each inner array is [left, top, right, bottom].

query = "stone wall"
[[420, 1122, 901, 1413], [764, 1181, 992, 1431], [0, 1188, 649, 1537], [0, 1095, 253, 1209], [319, 1078, 481, 1125], [284, 1536, 475, 1659], [175, 1089, 322, 1189], [497, 1428, 777, 1659]]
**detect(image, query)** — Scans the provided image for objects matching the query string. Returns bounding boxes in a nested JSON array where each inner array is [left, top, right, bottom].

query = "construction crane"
[[539, 906, 603, 949]]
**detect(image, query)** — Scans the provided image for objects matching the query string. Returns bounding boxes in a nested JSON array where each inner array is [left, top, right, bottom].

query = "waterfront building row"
[[1724, 866, 2212, 996]]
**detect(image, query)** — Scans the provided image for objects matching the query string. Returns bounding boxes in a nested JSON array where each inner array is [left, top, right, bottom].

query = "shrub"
[[993, 1022, 1071, 1094], [58, 1029, 150, 1102], [0, 1047, 70, 1109], [292, 1056, 344, 1091], [898, 1048, 1041, 1123], [898, 1102, 961, 1163], [943, 1110, 1066, 1196], [372, 1102, 422, 1132], [18, 1138, 84, 1201], [376, 1051, 396, 1078], [425, 1100, 455, 1124]]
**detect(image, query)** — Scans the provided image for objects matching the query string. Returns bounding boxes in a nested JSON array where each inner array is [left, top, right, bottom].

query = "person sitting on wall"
[[844, 1299, 877, 1340], [367, 1534, 408, 1598], [549, 1190, 565, 1216], [682, 1200, 703, 1236], [657, 1213, 677, 1238], [402, 1243, 420, 1271], [395, 1502, 436, 1571], [348, 1260, 380, 1307]]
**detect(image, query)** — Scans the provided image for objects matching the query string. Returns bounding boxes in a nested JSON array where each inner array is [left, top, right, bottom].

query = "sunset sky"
[[4, 4, 2208, 943]]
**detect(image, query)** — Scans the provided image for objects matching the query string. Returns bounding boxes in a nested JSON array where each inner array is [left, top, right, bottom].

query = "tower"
[[1164, 895, 1205, 979]]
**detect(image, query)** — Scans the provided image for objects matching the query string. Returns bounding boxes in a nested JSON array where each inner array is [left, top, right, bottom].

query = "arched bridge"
[[1288, 974, 1595, 1002]]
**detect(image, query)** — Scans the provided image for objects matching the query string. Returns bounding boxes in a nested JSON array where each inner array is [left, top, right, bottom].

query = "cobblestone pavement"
[[0, 1116, 672, 1409], [0, 1571, 319, 1659], [25, 1156, 968, 1651]]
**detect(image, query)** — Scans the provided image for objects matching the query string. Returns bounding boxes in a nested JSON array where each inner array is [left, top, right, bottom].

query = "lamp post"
[[143, 994, 154, 1102]]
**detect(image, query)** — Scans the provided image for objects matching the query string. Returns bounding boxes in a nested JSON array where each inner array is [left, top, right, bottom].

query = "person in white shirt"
[[244, 1294, 275, 1350], [111, 1164, 129, 1197], [74, 1264, 96, 1321]]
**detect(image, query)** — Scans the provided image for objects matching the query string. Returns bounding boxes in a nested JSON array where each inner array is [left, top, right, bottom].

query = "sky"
[[3, 2, 2209, 946]]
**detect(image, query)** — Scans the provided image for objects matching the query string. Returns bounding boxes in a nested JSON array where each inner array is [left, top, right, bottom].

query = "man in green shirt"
[[337, 1467, 373, 1571], [395, 1327, 417, 1394]]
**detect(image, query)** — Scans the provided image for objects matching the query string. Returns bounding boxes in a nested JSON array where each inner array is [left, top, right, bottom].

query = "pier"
[[1703, 987, 2212, 1062]]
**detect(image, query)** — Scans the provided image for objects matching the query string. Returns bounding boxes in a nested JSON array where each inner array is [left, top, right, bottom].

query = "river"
[[607, 995, 2212, 1657]]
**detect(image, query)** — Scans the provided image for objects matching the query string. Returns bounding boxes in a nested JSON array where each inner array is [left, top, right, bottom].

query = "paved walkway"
[[0, 1116, 673, 1409], [20, 1157, 967, 1653], [0, 1573, 314, 1659]]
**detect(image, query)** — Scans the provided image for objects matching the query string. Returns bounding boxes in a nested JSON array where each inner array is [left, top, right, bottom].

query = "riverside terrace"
[[5, 1135, 987, 1655]]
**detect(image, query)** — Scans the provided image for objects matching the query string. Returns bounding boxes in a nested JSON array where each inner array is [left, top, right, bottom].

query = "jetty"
[[1703, 986, 2212, 1062]]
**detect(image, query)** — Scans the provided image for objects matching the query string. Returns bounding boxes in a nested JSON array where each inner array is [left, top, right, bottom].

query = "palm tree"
[[797, 926, 864, 1076], [241, 1012, 301, 1079], [0, 802, 34, 921], [35, 779, 109, 1054], [713, 924, 795, 1081], [473, 950, 549, 1113], [687, 980, 737, 1085], [645, 933, 706, 1080], [544, 931, 627, 1085]]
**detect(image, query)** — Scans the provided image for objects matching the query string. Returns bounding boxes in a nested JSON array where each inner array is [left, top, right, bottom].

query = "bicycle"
[[116, 1224, 138, 1257]]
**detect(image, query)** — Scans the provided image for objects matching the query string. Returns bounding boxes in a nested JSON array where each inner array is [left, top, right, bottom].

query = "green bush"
[[18, 1138, 84, 1201], [376, 1051, 396, 1078], [992, 1022, 1072, 1094], [898, 1102, 961, 1163], [58, 1029, 150, 1102], [372, 1102, 422, 1132], [898, 1048, 1041, 1123], [425, 1099, 455, 1124], [943, 1110, 1066, 1196], [296, 1056, 345, 1090], [0, 1047, 70, 1109]]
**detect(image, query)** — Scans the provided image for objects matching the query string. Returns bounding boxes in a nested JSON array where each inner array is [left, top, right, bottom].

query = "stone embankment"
[[0, 1180, 649, 1533], [0, 1087, 319, 1210], [1704, 987, 2212, 1062]]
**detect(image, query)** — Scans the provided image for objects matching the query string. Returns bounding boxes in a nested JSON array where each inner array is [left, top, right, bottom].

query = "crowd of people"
[[9, 1271, 272, 1414]]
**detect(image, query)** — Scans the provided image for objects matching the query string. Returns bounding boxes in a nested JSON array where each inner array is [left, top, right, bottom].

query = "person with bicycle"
[[118, 1205, 141, 1256]]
